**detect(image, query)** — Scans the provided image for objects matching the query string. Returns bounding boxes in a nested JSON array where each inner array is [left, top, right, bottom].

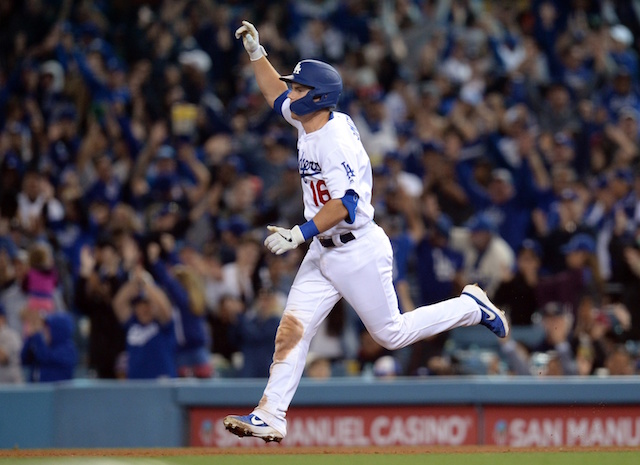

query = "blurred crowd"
[[1, 0, 640, 383]]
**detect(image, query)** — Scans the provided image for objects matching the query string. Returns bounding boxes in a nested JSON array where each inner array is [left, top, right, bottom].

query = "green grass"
[[2, 451, 640, 465]]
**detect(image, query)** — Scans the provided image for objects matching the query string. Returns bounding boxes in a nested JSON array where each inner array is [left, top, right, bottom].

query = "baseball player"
[[224, 20, 509, 443]]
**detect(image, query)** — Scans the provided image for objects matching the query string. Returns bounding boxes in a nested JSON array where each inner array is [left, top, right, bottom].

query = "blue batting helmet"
[[279, 59, 342, 116]]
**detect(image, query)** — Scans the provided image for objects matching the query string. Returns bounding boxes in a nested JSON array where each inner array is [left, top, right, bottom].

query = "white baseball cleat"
[[223, 413, 283, 443], [461, 284, 510, 338]]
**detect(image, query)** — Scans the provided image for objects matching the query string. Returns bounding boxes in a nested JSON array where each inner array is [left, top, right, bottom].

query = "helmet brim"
[[279, 74, 315, 88]]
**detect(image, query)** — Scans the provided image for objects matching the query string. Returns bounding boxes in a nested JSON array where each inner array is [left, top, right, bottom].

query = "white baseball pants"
[[253, 224, 481, 436]]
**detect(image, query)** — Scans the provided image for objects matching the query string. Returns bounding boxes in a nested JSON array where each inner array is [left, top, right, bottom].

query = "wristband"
[[299, 220, 320, 241], [249, 45, 267, 61]]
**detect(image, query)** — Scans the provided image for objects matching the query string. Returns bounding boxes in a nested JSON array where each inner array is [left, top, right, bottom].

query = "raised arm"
[[112, 278, 138, 324], [142, 278, 174, 325], [235, 21, 288, 108]]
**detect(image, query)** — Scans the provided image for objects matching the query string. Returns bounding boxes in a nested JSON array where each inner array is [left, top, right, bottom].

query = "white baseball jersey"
[[279, 95, 374, 236]]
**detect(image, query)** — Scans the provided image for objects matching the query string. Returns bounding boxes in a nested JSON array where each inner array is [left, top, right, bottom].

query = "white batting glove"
[[264, 225, 305, 255], [234, 20, 267, 61]]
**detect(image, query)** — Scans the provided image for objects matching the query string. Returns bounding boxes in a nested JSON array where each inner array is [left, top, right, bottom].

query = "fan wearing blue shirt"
[[414, 214, 465, 305], [112, 266, 176, 379]]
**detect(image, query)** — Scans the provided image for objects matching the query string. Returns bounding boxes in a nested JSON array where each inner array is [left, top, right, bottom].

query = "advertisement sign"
[[190, 406, 478, 448], [484, 405, 640, 447], [191, 404, 640, 448]]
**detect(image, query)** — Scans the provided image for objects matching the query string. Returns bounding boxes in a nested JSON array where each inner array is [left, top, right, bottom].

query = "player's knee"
[[274, 313, 304, 362], [381, 339, 403, 351], [370, 329, 405, 351]]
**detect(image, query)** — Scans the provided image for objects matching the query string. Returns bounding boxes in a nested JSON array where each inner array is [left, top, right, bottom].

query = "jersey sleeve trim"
[[341, 189, 359, 224], [273, 89, 291, 117]]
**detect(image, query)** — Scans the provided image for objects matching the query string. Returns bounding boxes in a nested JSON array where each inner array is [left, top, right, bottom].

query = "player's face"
[[289, 83, 311, 100]]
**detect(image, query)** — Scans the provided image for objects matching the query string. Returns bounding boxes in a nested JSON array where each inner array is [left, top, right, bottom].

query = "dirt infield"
[[1, 446, 638, 457]]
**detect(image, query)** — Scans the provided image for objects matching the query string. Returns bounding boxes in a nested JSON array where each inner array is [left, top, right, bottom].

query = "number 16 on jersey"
[[308, 180, 330, 206]]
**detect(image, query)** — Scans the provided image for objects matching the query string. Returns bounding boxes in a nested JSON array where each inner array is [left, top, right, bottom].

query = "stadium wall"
[[1, 377, 639, 449]]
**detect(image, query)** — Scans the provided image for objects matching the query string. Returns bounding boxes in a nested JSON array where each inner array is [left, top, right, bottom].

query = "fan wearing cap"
[[176, 46, 231, 135], [350, 85, 398, 168], [146, 145, 184, 205], [403, 211, 466, 377], [534, 301, 578, 375], [609, 25, 638, 82], [112, 265, 176, 379], [538, 233, 604, 314], [546, 186, 580, 231], [412, 212, 465, 306], [44, 104, 81, 185], [539, 185, 592, 275], [450, 212, 515, 298], [599, 61, 640, 120]]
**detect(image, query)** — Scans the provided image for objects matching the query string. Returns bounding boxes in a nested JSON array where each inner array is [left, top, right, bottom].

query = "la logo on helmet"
[[293, 63, 302, 74]]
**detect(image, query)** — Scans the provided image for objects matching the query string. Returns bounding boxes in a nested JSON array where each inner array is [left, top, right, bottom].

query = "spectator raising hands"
[[112, 263, 176, 380], [75, 239, 126, 379]]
